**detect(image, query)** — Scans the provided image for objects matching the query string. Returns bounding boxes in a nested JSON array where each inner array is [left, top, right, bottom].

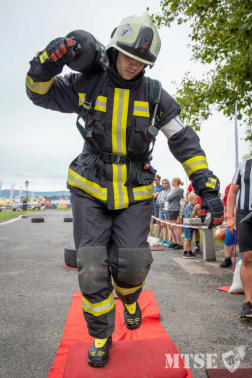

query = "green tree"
[[148, 0, 252, 152]]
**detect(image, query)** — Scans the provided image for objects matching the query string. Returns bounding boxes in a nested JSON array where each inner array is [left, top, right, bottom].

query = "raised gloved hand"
[[192, 174, 224, 229], [38, 37, 81, 66], [200, 191, 224, 229]]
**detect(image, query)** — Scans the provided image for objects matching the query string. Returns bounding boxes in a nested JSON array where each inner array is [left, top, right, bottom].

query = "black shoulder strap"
[[76, 70, 107, 141], [147, 77, 162, 125]]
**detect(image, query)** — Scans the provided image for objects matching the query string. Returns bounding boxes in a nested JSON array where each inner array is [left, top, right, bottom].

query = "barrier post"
[[202, 229, 216, 261], [183, 218, 216, 261]]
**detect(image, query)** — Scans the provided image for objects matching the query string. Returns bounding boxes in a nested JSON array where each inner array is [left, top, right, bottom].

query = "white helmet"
[[106, 13, 161, 67]]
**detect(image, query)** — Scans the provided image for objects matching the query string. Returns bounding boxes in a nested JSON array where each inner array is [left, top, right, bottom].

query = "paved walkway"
[[0, 211, 251, 378]]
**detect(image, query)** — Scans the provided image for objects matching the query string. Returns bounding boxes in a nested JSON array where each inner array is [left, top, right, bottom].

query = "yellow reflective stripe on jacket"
[[78, 93, 107, 112], [82, 292, 115, 317], [112, 88, 129, 210], [113, 280, 145, 295], [95, 96, 107, 112], [133, 101, 149, 117], [68, 168, 107, 201], [39, 51, 49, 64], [78, 93, 86, 105], [133, 182, 154, 201], [206, 177, 217, 189], [25, 75, 54, 95], [182, 156, 208, 176]]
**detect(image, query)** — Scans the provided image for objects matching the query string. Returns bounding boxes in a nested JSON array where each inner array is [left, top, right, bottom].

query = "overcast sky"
[[0, 0, 249, 194]]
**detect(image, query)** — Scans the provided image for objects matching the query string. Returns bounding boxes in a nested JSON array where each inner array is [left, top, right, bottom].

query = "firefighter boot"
[[87, 336, 112, 367], [124, 301, 142, 330]]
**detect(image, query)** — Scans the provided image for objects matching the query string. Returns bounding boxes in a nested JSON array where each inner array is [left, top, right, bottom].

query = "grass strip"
[[0, 210, 40, 222]]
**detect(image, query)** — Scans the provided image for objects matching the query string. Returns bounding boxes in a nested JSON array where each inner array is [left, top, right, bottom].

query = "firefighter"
[[26, 13, 224, 367]]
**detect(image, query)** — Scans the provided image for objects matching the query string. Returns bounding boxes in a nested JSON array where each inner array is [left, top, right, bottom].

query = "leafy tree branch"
[[148, 0, 252, 149]]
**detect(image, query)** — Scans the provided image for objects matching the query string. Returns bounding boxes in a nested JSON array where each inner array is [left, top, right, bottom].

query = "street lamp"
[[25, 180, 29, 211]]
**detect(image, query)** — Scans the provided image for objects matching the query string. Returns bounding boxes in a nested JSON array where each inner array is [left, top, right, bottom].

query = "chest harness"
[[76, 71, 162, 187]]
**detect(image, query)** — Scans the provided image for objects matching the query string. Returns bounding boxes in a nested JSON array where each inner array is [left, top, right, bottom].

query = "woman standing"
[[156, 178, 171, 246], [165, 177, 184, 250]]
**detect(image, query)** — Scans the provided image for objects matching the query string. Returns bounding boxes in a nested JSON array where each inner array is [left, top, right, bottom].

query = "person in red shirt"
[[222, 183, 231, 210], [186, 183, 201, 252]]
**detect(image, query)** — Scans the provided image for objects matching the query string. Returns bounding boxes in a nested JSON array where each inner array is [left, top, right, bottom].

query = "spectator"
[[165, 177, 184, 250], [186, 182, 201, 253], [219, 183, 238, 268], [179, 191, 186, 237], [183, 193, 200, 258], [156, 178, 171, 246], [149, 175, 162, 239], [227, 159, 252, 318]]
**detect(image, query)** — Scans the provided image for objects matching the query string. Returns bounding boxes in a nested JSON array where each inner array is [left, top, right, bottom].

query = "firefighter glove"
[[200, 192, 224, 229], [38, 37, 80, 66], [192, 174, 224, 228]]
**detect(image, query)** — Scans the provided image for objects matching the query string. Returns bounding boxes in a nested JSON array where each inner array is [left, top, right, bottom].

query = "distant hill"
[[1, 189, 70, 198]]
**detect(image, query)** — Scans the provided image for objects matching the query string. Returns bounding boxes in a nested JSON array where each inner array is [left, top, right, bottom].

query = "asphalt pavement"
[[0, 210, 251, 378]]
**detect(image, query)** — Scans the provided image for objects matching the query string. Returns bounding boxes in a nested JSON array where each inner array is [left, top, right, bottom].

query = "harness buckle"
[[106, 153, 125, 164], [83, 100, 93, 112]]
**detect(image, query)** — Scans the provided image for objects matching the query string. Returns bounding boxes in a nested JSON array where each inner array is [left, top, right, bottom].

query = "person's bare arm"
[[224, 205, 227, 218], [195, 203, 201, 217], [190, 204, 200, 218], [226, 184, 240, 233]]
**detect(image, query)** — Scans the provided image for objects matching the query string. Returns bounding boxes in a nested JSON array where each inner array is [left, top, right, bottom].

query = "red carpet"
[[217, 286, 242, 295], [47, 290, 193, 378], [64, 339, 188, 378], [205, 368, 252, 377]]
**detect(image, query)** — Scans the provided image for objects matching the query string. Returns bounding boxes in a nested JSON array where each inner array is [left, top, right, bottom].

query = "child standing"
[[183, 193, 201, 258], [179, 194, 186, 237]]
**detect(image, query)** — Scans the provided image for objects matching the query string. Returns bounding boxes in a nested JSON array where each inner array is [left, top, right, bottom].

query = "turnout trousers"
[[71, 191, 154, 339]]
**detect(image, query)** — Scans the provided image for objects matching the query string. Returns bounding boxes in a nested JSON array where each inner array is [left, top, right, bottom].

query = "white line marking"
[[0, 215, 22, 226]]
